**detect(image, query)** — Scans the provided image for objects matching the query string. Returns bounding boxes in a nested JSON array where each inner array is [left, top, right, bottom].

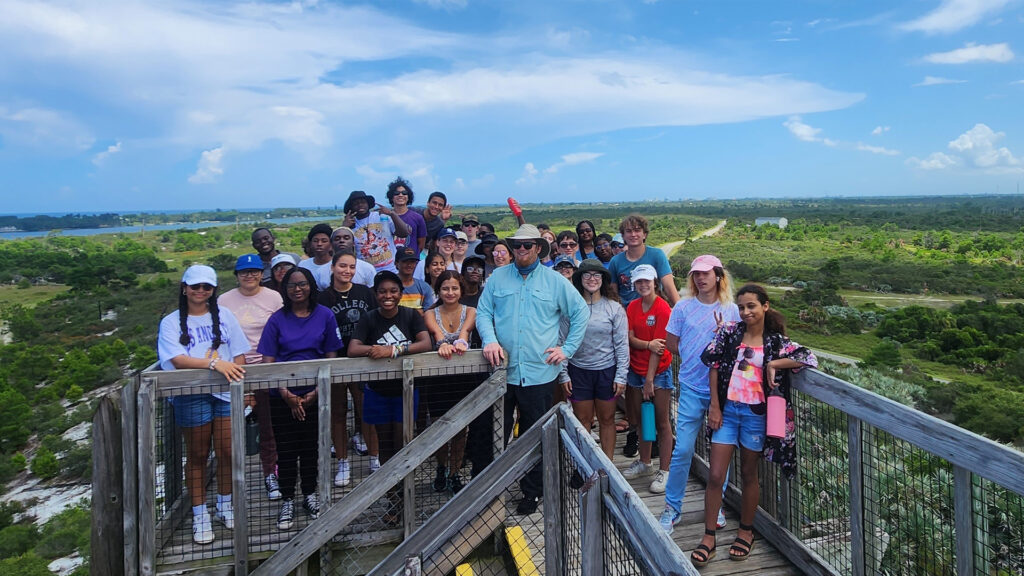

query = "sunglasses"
[[188, 283, 215, 291], [463, 221, 479, 227], [392, 189, 409, 195], [457, 239, 468, 244], [510, 240, 536, 250], [595, 243, 611, 250], [559, 241, 578, 248], [465, 266, 484, 273]]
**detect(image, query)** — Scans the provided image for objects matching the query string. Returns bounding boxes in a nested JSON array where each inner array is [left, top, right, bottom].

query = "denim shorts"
[[170, 394, 230, 428], [362, 385, 420, 425], [626, 368, 673, 391], [711, 400, 766, 452]]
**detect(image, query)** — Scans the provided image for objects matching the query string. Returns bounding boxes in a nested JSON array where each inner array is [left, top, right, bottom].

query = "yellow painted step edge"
[[505, 525, 540, 576], [455, 564, 474, 576]]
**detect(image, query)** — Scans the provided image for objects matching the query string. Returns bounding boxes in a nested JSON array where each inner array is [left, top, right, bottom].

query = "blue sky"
[[1, 0, 1022, 213]]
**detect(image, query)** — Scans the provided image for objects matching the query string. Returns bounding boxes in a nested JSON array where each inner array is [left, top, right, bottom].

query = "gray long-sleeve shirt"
[[560, 297, 630, 384]]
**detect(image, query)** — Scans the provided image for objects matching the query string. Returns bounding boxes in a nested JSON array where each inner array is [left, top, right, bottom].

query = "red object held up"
[[507, 197, 522, 217]]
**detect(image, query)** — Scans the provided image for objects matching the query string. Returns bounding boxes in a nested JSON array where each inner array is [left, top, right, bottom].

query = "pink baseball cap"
[[689, 254, 722, 274]]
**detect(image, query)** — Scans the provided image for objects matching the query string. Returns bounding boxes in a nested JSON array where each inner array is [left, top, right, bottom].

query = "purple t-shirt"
[[257, 304, 343, 394], [395, 209, 427, 255]]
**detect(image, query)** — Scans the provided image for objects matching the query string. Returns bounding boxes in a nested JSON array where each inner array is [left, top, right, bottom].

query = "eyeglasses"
[[188, 283, 215, 291], [595, 243, 611, 250], [581, 272, 602, 280], [286, 281, 310, 289], [463, 221, 479, 227], [465, 266, 483, 273], [559, 241, 578, 248], [510, 240, 536, 250], [237, 269, 262, 277]]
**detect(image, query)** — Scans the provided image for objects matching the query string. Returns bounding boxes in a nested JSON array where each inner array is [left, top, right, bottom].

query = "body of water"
[[0, 216, 334, 241]]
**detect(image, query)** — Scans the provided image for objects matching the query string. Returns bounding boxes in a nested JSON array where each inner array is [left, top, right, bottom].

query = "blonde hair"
[[685, 265, 734, 306]]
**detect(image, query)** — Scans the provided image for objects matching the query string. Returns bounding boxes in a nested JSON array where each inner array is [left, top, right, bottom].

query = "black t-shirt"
[[352, 307, 428, 396], [318, 284, 377, 354]]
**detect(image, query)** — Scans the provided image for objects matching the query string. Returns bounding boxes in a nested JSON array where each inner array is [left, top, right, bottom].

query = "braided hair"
[[177, 283, 223, 350]]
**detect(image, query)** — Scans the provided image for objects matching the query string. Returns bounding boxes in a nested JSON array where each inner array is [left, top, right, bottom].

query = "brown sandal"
[[690, 528, 716, 567], [729, 523, 755, 561]]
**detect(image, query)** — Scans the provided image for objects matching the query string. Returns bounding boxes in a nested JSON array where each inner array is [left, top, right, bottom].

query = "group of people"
[[157, 181, 817, 570]]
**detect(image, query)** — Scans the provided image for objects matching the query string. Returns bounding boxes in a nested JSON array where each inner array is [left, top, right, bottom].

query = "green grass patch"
[[0, 285, 70, 309]]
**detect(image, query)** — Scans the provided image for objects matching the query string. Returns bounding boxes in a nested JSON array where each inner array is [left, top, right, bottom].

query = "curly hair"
[[386, 176, 414, 206]]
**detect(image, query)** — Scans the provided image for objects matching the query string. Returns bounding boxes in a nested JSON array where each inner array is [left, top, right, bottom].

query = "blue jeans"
[[664, 386, 729, 514]]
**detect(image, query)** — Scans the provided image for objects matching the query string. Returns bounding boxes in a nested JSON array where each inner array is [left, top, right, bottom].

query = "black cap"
[[396, 246, 419, 262], [372, 270, 401, 290]]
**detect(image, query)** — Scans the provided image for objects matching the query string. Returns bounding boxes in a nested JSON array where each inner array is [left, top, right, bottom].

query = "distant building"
[[755, 217, 788, 229]]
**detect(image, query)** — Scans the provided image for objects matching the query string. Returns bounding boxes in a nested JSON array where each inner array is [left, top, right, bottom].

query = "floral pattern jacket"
[[701, 321, 817, 479]]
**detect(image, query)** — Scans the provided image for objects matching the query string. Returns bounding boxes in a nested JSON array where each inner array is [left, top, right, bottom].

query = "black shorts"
[[567, 364, 617, 402]]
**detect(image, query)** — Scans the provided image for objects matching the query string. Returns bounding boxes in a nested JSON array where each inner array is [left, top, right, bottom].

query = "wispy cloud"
[[872, 126, 891, 135], [785, 116, 900, 155], [914, 75, 968, 86], [923, 42, 1014, 64], [515, 162, 539, 186], [413, 0, 468, 9], [900, 0, 1012, 34], [544, 152, 604, 174], [0, 105, 94, 151], [92, 141, 122, 165], [1011, 79, 1024, 85], [188, 147, 225, 184], [908, 123, 1021, 173], [355, 152, 438, 192]]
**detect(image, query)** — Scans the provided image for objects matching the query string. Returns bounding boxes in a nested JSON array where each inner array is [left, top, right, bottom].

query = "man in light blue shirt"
[[477, 224, 589, 515]]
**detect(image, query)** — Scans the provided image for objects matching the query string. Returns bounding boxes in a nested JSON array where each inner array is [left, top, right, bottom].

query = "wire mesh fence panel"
[[601, 502, 648, 576], [972, 474, 1024, 576], [559, 441, 585, 575], [861, 425, 956, 576], [790, 388, 853, 575]]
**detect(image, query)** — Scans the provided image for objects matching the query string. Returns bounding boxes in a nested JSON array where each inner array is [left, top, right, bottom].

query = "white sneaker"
[[369, 455, 381, 473], [214, 501, 234, 529], [334, 459, 351, 487], [658, 506, 681, 535], [649, 470, 668, 494], [622, 460, 655, 480], [192, 511, 214, 544], [351, 432, 368, 455], [717, 508, 727, 529]]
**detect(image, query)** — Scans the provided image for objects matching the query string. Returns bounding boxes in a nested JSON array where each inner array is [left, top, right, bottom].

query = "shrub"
[[0, 524, 39, 558], [30, 449, 58, 480]]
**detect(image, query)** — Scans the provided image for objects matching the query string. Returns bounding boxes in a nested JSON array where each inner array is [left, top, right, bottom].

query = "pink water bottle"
[[766, 388, 786, 439]]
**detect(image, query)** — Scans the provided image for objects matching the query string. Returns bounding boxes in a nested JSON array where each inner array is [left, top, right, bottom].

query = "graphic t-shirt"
[[352, 307, 428, 395], [353, 213, 398, 272], [318, 284, 377, 355], [728, 344, 765, 405], [607, 246, 672, 306], [218, 287, 283, 364], [625, 297, 673, 376], [157, 307, 250, 402]]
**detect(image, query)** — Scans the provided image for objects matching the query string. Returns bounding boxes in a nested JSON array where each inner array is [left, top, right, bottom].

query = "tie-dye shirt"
[[727, 344, 765, 404]]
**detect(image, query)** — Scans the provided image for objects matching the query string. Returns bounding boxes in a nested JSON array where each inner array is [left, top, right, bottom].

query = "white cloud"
[[515, 162, 539, 186], [0, 105, 94, 151], [901, 0, 1012, 34], [855, 143, 901, 156], [914, 75, 968, 86], [188, 147, 225, 183], [92, 141, 122, 165], [907, 152, 960, 170], [356, 152, 438, 192], [923, 42, 1014, 64], [544, 152, 604, 174], [872, 126, 891, 135], [1011, 79, 1024, 85], [908, 124, 1021, 173], [784, 116, 823, 142]]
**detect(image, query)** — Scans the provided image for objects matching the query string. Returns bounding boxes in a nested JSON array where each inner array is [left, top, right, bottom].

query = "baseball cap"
[[631, 264, 658, 285], [396, 246, 420, 262], [436, 227, 457, 240], [270, 253, 297, 269], [182, 264, 217, 287], [689, 254, 723, 274], [234, 254, 263, 272]]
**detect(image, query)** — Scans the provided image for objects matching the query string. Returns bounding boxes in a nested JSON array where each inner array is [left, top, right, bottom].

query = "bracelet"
[[208, 357, 219, 371], [454, 339, 469, 348], [391, 345, 400, 359]]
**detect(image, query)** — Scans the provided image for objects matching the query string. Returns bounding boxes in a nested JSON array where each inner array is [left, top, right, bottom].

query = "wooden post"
[[121, 377, 139, 576], [316, 366, 333, 570], [402, 358, 416, 538], [91, 391, 125, 576], [848, 415, 865, 576], [580, 470, 606, 576], [953, 466, 974, 576], [542, 417, 564, 576], [137, 377, 157, 576], [230, 380, 248, 575]]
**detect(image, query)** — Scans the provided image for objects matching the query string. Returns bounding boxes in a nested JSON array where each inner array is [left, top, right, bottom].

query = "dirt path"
[[659, 219, 727, 258]]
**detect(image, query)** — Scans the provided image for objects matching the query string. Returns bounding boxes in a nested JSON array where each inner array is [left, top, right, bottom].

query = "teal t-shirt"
[[607, 246, 672, 306]]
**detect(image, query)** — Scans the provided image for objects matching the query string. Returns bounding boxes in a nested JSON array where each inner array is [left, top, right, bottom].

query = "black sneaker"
[[303, 493, 320, 519], [515, 496, 540, 515], [277, 499, 295, 530], [433, 464, 448, 492], [623, 430, 639, 458], [447, 473, 464, 494]]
